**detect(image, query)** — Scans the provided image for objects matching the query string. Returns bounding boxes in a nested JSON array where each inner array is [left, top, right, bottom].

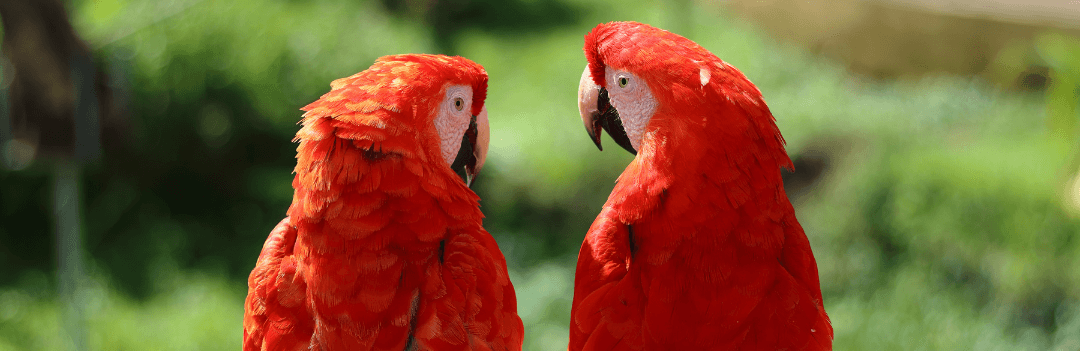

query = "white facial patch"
[[604, 68, 658, 152], [432, 85, 473, 165]]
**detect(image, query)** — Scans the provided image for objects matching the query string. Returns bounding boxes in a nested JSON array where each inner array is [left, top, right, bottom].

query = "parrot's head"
[[300, 54, 490, 187], [578, 21, 789, 168]]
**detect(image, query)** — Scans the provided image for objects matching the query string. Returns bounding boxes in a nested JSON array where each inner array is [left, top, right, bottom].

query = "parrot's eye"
[[618, 77, 629, 88], [454, 97, 465, 111]]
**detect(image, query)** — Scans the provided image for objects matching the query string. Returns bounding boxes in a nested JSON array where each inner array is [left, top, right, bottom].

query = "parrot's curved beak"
[[452, 106, 489, 187], [467, 107, 489, 187], [447, 106, 486, 186], [578, 65, 636, 155]]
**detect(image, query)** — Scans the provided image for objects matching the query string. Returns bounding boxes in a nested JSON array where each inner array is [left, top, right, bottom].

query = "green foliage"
[[801, 135, 1080, 350], [2, 0, 1080, 349]]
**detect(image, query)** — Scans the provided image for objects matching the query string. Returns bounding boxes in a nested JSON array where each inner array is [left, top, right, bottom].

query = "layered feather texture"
[[244, 54, 523, 351], [571, 22, 832, 351]]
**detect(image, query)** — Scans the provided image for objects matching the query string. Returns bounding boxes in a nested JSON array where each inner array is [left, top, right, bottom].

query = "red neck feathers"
[[586, 22, 794, 229], [287, 54, 486, 248]]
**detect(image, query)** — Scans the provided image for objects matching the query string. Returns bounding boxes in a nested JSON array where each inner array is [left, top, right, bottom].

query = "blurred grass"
[[0, 270, 243, 350], [2, 0, 1080, 350]]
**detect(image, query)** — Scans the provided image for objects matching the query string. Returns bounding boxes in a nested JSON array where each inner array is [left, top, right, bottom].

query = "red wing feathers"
[[244, 217, 312, 351]]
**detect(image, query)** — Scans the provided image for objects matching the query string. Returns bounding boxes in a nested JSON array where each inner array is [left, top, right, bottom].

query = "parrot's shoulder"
[[255, 217, 298, 267], [244, 217, 313, 351], [569, 211, 640, 351], [402, 227, 522, 351], [580, 209, 635, 271]]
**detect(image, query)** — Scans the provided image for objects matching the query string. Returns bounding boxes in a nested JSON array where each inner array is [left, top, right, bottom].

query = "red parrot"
[[569, 22, 832, 350], [243, 54, 523, 351]]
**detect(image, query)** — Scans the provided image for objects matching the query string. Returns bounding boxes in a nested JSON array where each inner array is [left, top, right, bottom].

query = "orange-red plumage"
[[570, 22, 832, 350], [244, 54, 522, 351]]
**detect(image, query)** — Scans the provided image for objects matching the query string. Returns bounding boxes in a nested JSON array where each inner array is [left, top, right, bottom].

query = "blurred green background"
[[2, 0, 1080, 350]]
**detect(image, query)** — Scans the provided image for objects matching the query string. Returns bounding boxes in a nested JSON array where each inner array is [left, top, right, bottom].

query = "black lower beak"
[[450, 116, 480, 187], [586, 87, 637, 155]]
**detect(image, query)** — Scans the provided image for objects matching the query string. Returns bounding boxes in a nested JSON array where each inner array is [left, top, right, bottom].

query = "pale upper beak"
[[466, 106, 489, 187], [579, 66, 603, 150]]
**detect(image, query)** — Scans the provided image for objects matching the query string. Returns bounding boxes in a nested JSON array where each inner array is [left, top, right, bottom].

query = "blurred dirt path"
[[722, 0, 1080, 85], [887, 0, 1080, 29]]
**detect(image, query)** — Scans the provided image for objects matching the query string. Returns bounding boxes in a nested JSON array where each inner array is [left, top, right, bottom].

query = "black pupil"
[[620, 78, 628, 86], [456, 99, 462, 108]]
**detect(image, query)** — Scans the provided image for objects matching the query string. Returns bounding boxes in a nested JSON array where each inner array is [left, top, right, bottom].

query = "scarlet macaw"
[[244, 54, 523, 351], [570, 22, 832, 351]]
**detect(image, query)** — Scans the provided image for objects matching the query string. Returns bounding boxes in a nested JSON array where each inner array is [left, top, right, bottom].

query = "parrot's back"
[[243, 55, 523, 351], [244, 132, 522, 351]]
